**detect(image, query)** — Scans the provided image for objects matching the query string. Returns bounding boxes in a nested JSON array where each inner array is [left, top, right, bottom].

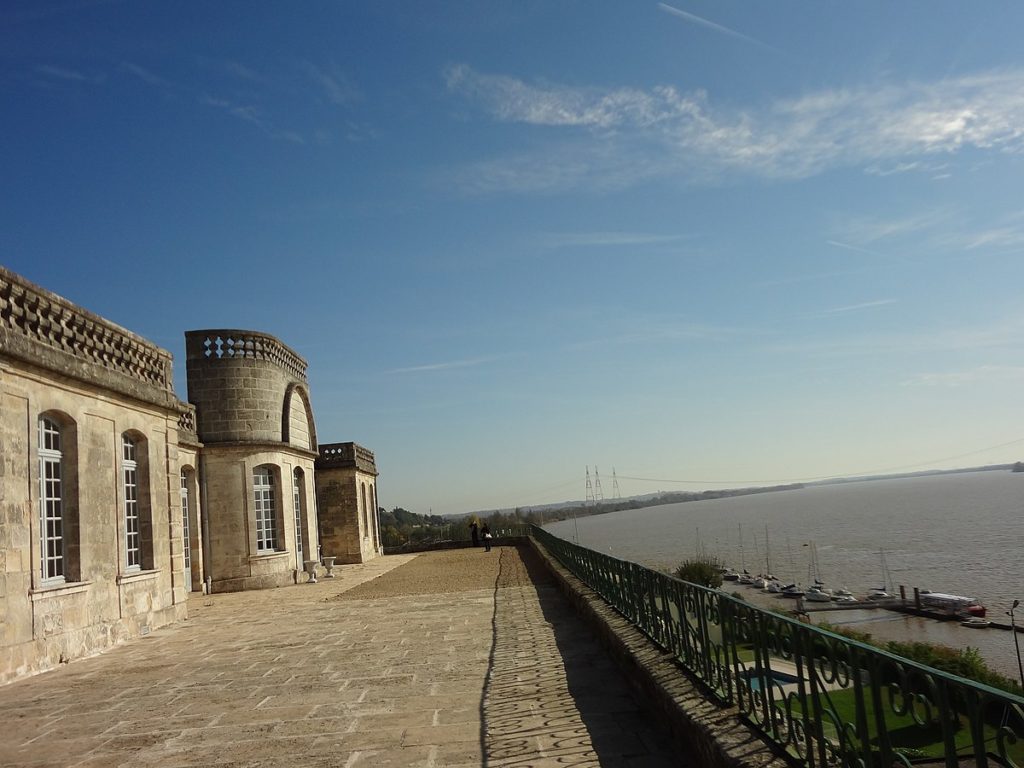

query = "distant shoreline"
[[460, 462, 1017, 523]]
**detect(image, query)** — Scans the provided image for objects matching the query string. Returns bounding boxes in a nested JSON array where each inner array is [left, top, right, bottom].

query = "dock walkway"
[[0, 545, 683, 767]]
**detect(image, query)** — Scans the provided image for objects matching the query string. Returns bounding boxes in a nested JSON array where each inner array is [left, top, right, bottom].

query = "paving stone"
[[0, 547, 687, 767]]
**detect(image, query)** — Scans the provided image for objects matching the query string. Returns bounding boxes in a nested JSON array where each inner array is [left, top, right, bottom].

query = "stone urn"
[[323, 556, 337, 578], [303, 560, 319, 584]]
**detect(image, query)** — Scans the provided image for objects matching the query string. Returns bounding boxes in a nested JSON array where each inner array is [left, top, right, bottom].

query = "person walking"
[[481, 523, 492, 552]]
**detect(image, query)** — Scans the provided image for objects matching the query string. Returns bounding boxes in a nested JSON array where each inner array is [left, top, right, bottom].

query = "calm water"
[[545, 470, 1024, 680]]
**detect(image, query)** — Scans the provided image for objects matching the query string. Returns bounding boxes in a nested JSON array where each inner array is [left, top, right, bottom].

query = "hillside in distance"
[[450, 462, 1019, 525]]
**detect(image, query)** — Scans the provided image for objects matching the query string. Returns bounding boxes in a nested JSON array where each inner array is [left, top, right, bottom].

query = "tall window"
[[39, 417, 65, 582], [292, 469, 304, 566], [360, 482, 369, 538], [180, 470, 191, 572], [123, 436, 140, 570], [370, 484, 379, 547], [254, 466, 277, 552]]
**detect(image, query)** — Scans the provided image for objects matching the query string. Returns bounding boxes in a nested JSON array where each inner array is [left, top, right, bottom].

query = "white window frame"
[[180, 470, 191, 572], [123, 436, 141, 571], [292, 469, 304, 567], [38, 417, 65, 584], [254, 467, 277, 552], [360, 482, 369, 539]]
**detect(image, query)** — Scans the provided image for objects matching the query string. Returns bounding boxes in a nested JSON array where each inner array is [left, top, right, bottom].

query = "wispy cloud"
[[35, 64, 91, 82], [821, 299, 896, 315], [445, 65, 1024, 193], [569, 318, 757, 350], [963, 227, 1024, 250], [863, 160, 949, 177], [223, 60, 264, 82], [768, 317, 1024, 360], [201, 95, 304, 143], [903, 365, 1024, 387], [301, 61, 360, 106], [825, 239, 890, 258], [121, 61, 173, 89], [832, 210, 950, 245], [388, 355, 502, 374], [657, 3, 782, 55], [540, 231, 687, 248]]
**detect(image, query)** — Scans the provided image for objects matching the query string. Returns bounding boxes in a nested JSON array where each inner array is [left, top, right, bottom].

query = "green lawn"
[[785, 685, 1024, 764]]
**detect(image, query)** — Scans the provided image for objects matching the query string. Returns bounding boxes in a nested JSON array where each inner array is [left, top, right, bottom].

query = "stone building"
[[184, 330, 322, 592], [0, 267, 191, 683], [316, 442, 382, 563], [0, 267, 382, 684]]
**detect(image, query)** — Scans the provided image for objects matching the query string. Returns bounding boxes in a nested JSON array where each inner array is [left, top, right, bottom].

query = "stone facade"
[[315, 443, 383, 564], [0, 269, 382, 684], [0, 267, 189, 684], [185, 330, 322, 592]]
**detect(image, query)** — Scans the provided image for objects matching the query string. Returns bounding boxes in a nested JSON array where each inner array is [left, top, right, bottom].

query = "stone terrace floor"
[[0, 545, 686, 767]]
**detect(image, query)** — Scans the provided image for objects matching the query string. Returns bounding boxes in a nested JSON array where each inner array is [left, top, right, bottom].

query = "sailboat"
[[804, 541, 833, 602], [755, 525, 780, 589], [736, 524, 755, 584], [866, 548, 895, 600]]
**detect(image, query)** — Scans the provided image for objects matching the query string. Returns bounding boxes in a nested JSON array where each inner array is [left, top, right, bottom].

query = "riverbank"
[[545, 469, 1024, 682]]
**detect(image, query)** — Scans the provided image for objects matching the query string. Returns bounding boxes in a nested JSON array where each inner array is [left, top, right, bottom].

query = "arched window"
[[38, 417, 66, 582], [292, 468, 305, 566], [123, 436, 141, 569], [360, 482, 369, 539], [180, 470, 191, 572], [38, 413, 80, 585], [121, 433, 153, 571], [369, 484, 379, 548], [254, 466, 278, 552]]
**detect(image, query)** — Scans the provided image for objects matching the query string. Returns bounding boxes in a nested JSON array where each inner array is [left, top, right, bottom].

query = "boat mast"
[[738, 524, 745, 571], [880, 548, 892, 592]]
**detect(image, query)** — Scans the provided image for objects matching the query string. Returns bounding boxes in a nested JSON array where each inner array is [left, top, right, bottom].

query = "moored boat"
[[919, 590, 986, 617], [804, 586, 832, 602], [781, 583, 805, 598]]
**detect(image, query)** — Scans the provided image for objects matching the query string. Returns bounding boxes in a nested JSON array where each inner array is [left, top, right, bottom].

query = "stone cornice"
[[316, 442, 378, 475], [184, 329, 308, 383], [0, 267, 185, 412]]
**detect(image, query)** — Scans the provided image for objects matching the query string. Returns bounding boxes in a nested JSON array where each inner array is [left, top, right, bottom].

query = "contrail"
[[657, 3, 782, 55]]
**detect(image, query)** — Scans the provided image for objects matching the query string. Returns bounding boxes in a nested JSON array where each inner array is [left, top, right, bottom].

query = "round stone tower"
[[184, 329, 319, 591], [184, 330, 316, 448]]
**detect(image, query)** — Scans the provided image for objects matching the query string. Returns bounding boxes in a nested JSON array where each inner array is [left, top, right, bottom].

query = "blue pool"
[[740, 669, 802, 691]]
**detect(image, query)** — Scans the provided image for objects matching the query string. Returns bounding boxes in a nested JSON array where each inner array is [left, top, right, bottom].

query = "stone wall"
[[529, 539, 789, 768], [315, 443, 381, 564], [1, 271, 382, 682], [185, 329, 321, 591], [0, 268, 189, 684], [200, 445, 318, 592], [184, 330, 315, 448]]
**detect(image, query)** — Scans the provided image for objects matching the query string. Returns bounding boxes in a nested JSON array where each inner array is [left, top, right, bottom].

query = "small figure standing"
[[481, 523, 492, 552], [469, 521, 480, 548]]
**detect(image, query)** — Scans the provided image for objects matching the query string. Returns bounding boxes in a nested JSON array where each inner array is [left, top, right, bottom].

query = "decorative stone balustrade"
[[0, 267, 174, 397], [177, 405, 199, 445], [317, 442, 378, 474], [185, 330, 307, 383]]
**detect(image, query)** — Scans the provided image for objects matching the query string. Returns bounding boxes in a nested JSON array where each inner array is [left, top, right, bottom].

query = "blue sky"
[[5, 2, 1024, 514]]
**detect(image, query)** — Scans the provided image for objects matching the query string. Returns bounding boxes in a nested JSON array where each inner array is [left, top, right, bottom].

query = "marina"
[[544, 469, 1024, 681]]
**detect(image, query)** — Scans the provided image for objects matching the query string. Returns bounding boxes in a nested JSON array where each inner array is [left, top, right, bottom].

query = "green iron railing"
[[531, 525, 1024, 768], [382, 523, 531, 549]]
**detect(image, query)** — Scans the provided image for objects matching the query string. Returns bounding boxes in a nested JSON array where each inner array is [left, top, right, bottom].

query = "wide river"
[[544, 470, 1024, 681]]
